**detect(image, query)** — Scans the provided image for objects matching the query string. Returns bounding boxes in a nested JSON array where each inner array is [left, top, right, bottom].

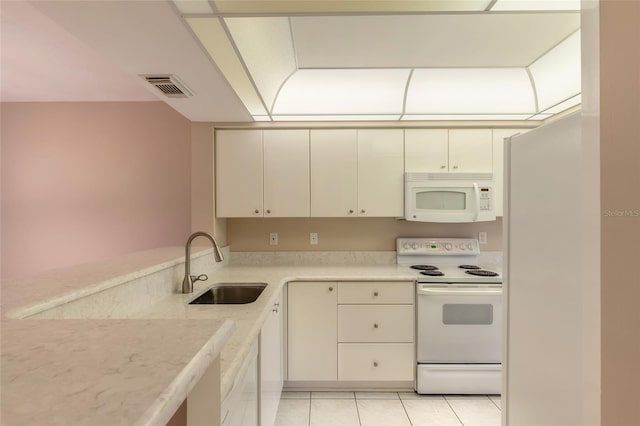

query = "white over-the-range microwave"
[[404, 172, 496, 223]]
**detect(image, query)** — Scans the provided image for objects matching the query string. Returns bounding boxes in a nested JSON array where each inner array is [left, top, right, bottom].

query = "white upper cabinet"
[[404, 129, 449, 172], [448, 129, 493, 172], [263, 130, 310, 217], [310, 129, 358, 217], [357, 129, 404, 217], [216, 130, 263, 217]]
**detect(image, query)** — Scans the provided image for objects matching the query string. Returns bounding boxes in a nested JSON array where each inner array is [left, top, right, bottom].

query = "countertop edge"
[[135, 318, 236, 426]]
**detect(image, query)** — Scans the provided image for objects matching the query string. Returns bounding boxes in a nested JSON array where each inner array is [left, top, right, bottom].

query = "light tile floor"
[[276, 391, 502, 426]]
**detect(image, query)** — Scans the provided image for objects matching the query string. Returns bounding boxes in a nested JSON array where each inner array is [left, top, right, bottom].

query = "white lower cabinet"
[[260, 292, 284, 426], [222, 340, 258, 426], [338, 343, 414, 381], [287, 281, 414, 386], [337, 305, 414, 343], [287, 282, 338, 381]]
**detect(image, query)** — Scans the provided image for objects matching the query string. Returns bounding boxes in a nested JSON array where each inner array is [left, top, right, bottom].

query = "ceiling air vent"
[[143, 75, 193, 98]]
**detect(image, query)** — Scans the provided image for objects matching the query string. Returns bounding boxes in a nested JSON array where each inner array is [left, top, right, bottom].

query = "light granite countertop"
[[1, 247, 501, 425]]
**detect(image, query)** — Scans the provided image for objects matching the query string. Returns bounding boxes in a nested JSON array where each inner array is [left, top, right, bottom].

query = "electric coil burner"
[[420, 270, 444, 276], [465, 270, 499, 277], [410, 265, 439, 271]]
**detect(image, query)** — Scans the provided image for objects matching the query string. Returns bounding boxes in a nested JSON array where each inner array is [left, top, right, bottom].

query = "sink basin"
[[188, 283, 267, 305]]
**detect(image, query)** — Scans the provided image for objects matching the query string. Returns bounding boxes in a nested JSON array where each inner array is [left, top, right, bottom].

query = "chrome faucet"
[[182, 231, 224, 293]]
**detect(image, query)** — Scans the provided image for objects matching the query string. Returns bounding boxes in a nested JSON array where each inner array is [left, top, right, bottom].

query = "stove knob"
[[445, 243, 452, 250], [403, 243, 410, 250], [412, 243, 418, 249], [459, 244, 466, 250], [467, 243, 474, 250]]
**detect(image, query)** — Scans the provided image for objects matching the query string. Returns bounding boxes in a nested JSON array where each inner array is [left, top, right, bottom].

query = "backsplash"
[[19, 246, 230, 320], [230, 251, 397, 266], [227, 217, 503, 252]]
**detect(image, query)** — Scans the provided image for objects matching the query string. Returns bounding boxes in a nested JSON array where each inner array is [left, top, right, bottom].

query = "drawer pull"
[[373, 361, 379, 367], [373, 292, 379, 297], [373, 323, 379, 329], [329, 286, 334, 292]]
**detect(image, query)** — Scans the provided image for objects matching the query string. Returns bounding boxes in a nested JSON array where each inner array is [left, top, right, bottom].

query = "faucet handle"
[[191, 274, 208, 283]]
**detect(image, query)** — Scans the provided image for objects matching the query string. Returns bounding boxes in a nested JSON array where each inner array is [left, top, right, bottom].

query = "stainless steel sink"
[[188, 283, 267, 305]]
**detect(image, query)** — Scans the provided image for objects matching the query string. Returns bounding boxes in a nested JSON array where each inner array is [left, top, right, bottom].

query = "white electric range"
[[397, 238, 502, 395]]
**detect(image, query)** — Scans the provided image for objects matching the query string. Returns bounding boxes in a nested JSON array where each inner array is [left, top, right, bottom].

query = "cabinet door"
[[492, 129, 529, 217], [216, 130, 263, 217], [357, 129, 404, 217], [448, 129, 493, 173], [310, 130, 358, 217], [263, 130, 310, 217], [404, 129, 449, 172], [260, 292, 283, 426], [287, 282, 337, 381]]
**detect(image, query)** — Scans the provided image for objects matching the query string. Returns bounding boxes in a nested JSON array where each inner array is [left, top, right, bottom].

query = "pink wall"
[[1, 102, 191, 281]]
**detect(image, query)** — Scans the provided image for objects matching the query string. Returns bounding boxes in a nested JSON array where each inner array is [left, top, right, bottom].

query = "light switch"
[[270, 233, 278, 246], [310, 232, 318, 245]]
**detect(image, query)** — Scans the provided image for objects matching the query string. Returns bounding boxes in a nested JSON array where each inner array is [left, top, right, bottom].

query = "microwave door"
[[410, 188, 475, 222]]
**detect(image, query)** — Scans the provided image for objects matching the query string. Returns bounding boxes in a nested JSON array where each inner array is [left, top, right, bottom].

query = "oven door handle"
[[418, 287, 502, 296]]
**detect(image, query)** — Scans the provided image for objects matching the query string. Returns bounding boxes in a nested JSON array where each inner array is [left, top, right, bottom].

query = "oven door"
[[417, 284, 502, 363]]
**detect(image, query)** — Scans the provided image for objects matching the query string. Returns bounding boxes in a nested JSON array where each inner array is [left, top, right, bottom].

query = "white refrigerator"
[[503, 112, 599, 426]]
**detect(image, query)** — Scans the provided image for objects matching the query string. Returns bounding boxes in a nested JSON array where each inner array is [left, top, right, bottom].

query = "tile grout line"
[[397, 392, 414, 426], [443, 395, 466, 426], [489, 395, 501, 411], [354, 395, 363, 426]]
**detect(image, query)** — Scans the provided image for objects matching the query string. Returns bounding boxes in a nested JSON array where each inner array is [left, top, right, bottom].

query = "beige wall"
[[228, 217, 502, 251], [191, 123, 227, 246], [600, 1, 640, 425]]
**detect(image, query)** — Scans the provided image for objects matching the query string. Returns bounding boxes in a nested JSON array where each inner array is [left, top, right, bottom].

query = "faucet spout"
[[182, 231, 224, 293]]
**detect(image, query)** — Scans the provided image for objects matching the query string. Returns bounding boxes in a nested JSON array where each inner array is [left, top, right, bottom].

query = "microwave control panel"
[[479, 187, 492, 211]]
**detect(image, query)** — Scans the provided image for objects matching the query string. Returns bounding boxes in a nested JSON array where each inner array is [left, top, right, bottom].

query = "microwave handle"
[[473, 183, 480, 221]]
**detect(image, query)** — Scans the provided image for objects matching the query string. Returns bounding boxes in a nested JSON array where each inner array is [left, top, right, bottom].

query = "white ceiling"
[[291, 14, 580, 68], [1, 0, 582, 123], [2, 1, 252, 122]]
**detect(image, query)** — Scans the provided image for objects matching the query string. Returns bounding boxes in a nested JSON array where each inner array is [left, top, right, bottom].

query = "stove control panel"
[[396, 238, 480, 256]]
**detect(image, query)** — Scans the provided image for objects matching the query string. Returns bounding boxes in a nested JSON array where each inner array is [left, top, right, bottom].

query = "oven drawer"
[[338, 305, 414, 343], [338, 343, 414, 381], [338, 282, 414, 304]]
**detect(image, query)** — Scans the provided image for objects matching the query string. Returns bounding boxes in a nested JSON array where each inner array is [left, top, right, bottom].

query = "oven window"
[[442, 304, 493, 325], [416, 191, 466, 210]]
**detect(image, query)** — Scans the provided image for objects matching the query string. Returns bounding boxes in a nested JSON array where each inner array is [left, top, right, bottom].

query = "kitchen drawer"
[[338, 281, 414, 305], [338, 343, 414, 381], [338, 305, 414, 343]]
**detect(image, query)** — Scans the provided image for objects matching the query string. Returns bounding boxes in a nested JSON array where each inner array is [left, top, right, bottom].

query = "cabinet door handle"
[[266, 209, 271, 214], [328, 286, 334, 292], [254, 209, 260, 214], [373, 323, 379, 329], [441, 165, 446, 169], [453, 165, 459, 169], [373, 292, 379, 297], [348, 209, 354, 214], [360, 209, 366, 214], [373, 361, 379, 367]]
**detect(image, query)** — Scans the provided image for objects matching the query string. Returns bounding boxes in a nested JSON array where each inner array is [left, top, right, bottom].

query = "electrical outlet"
[[479, 232, 488, 244], [269, 233, 278, 246], [310, 232, 318, 245]]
